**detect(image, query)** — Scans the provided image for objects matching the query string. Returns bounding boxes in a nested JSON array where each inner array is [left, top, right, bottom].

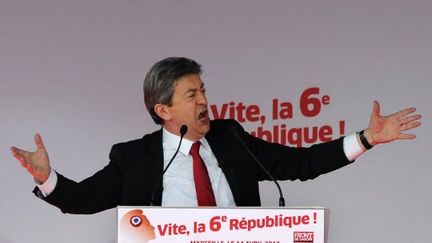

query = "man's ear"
[[154, 104, 171, 122]]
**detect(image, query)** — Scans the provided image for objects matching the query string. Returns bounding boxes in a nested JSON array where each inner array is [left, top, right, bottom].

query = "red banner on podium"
[[118, 207, 326, 243]]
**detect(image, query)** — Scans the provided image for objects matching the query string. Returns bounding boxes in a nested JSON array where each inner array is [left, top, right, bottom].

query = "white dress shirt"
[[161, 128, 236, 206]]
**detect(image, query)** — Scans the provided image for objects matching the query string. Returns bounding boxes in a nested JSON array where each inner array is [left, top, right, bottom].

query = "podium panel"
[[118, 206, 326, 243]]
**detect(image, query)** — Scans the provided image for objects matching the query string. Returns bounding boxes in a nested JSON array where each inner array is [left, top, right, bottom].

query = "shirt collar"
[[162, 127, 210, 155]]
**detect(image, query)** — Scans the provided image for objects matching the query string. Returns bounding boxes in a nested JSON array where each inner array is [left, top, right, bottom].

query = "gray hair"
[[143, 57, 202, 124]]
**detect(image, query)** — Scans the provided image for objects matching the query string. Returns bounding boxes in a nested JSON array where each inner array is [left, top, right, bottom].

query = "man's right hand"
[[11, 133, 51, 184]]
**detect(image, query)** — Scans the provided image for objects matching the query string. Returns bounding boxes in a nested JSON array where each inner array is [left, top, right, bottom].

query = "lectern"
[[118, 206, 326, 243]]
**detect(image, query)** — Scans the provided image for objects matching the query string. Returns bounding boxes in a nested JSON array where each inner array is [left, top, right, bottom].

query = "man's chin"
[[195, 123, 211, 138]]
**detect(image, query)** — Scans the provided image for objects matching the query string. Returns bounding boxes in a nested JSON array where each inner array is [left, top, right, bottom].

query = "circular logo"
[[130, 215, 142, 227]]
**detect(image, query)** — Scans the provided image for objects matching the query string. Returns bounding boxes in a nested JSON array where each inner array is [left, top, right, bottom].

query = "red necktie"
[[190, 142, 216, 206]]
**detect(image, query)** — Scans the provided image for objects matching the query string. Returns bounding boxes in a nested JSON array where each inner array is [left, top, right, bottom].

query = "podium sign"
[[118, 206, 325, 243]]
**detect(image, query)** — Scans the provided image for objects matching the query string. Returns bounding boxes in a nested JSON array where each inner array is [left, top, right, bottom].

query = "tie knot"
[[190, 142, 201, 156]]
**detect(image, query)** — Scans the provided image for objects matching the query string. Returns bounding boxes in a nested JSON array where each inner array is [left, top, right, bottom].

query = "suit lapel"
[[206, 130, 243, 205], [146, 128, 164, 206]]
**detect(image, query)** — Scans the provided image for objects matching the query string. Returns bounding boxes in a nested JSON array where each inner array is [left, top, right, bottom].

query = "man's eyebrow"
[[183, 88, 197, 97], [183, 83, 205, 96]]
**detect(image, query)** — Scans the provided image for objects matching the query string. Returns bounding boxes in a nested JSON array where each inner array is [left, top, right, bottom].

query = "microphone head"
[[180, 125, 188, 136]]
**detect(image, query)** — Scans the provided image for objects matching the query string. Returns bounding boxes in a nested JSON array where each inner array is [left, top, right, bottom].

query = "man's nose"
[[197, 91, 207, 105]]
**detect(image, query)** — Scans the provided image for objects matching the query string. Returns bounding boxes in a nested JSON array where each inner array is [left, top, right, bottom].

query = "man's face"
[[162, 74, 210, 141]]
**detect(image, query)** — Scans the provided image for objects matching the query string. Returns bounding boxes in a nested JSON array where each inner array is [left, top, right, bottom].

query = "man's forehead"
[[174, 74, 204, 89]]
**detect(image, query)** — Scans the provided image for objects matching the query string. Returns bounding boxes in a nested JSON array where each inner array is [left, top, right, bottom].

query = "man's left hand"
[[363, 101, 422, 147]]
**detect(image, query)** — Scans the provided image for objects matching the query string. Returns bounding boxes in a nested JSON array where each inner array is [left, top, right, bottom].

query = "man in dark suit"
[[11, 57, 422, 214]]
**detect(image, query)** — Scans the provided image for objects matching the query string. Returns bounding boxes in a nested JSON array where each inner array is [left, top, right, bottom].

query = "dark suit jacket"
[[35, 119, 352, 214]]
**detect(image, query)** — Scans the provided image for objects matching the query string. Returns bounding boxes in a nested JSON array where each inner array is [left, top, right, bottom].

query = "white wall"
[[1, 1, 430, 242]]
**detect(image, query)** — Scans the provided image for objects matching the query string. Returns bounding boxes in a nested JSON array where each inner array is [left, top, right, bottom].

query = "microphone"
[[231, 127, 286, 207], [150, 125, 188, 206]]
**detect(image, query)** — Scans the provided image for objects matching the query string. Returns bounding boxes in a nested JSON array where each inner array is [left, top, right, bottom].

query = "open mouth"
[[198, 110, 208, 120]]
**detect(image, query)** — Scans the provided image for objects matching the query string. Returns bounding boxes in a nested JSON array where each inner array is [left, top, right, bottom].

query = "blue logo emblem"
[[130, 215, 142, 227]]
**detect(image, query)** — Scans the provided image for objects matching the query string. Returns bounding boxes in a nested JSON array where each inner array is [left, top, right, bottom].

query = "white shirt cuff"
[[35, 169, 58, 197], [343, 133, 365, 161]]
